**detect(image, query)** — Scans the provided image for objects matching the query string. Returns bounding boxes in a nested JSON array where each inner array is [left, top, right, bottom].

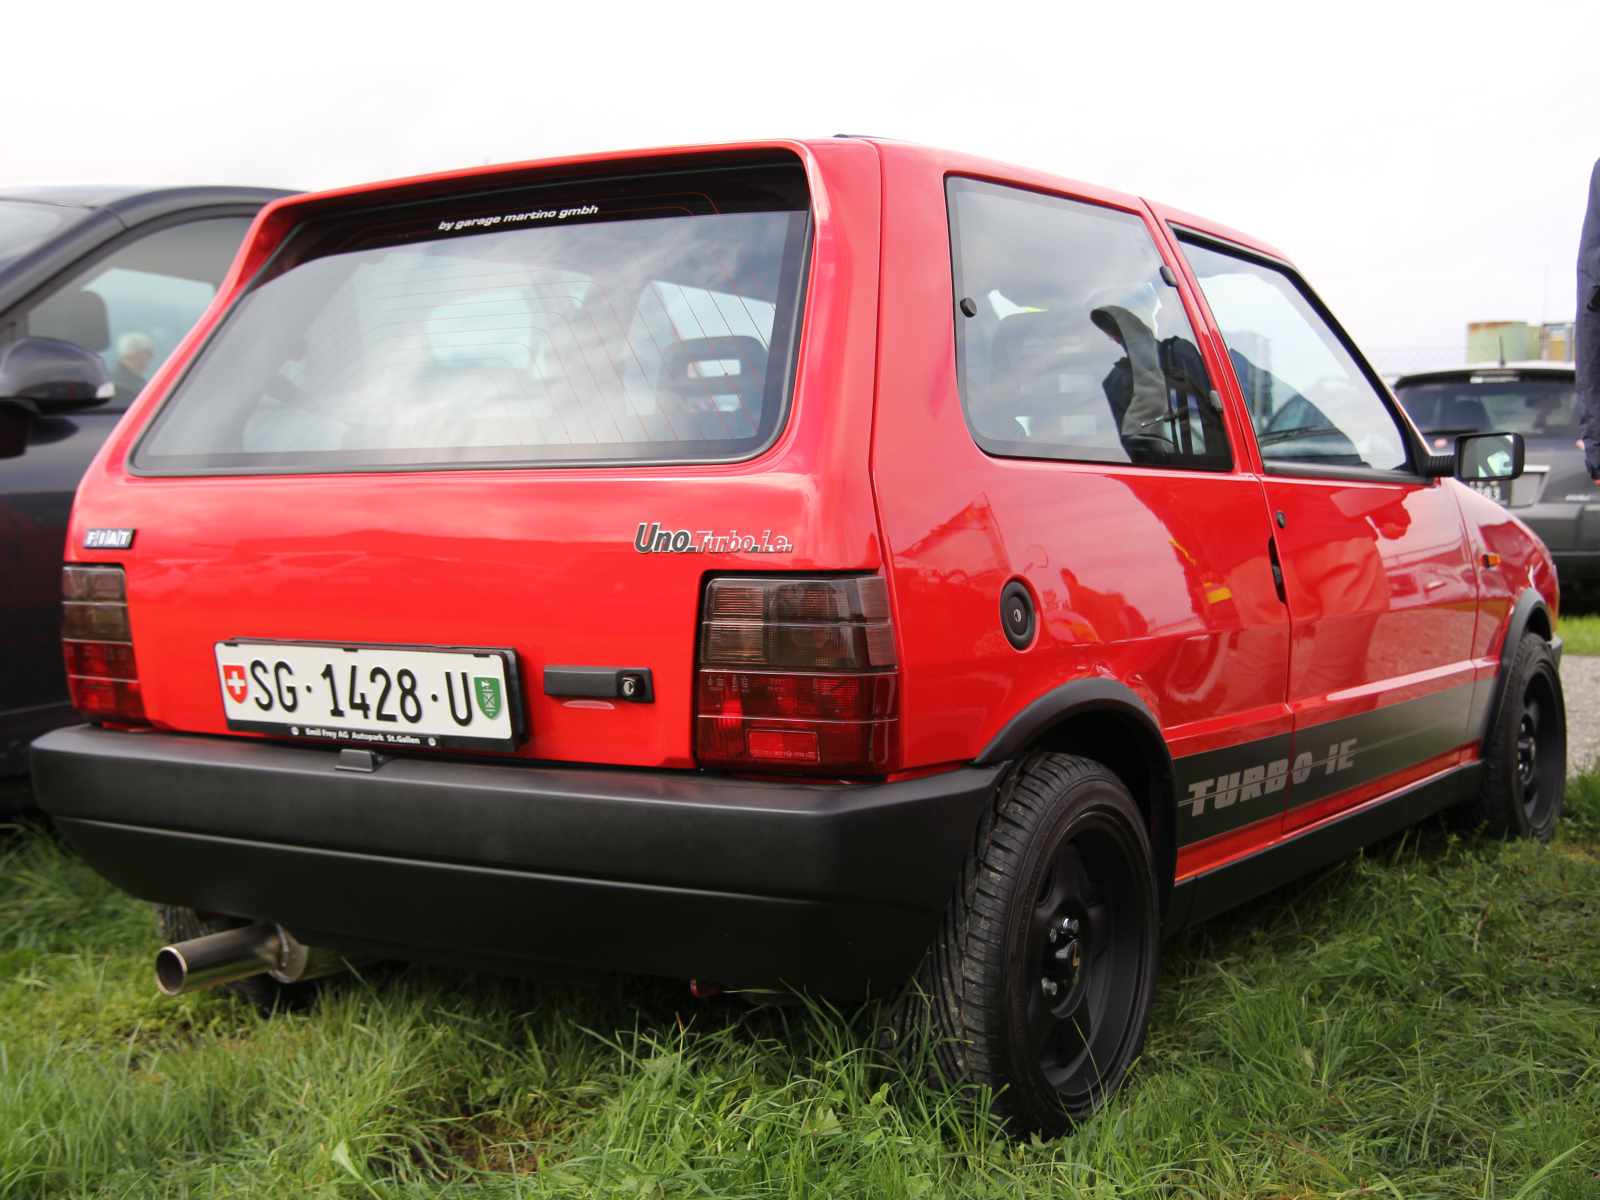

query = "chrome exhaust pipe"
[[155, 922, 357, 996]]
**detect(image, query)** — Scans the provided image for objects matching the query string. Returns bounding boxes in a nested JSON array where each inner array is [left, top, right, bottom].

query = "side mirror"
[[0, 405, 27, 458], [1456, 431, 1525, 482], [0, 337, 113, 413]]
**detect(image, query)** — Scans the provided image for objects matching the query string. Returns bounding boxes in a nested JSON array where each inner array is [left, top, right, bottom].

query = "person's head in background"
[[117, 331, 154, 381]]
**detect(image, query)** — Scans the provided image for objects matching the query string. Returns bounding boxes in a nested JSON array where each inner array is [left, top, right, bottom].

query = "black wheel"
[[154, 905, 322, 1012], [889, 753, 1159, 1135], [1456, 631, 1565, 842]]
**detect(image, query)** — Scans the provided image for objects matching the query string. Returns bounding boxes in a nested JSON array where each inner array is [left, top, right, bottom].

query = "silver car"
[[1393, 362, 1593, 600]]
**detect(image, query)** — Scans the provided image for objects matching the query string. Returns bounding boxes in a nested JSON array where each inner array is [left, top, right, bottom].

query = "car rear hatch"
[[66, 141, 890, 773]]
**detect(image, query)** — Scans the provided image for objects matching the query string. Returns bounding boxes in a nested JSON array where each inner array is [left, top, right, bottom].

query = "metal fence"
[[1361, 345, 1465, 382]]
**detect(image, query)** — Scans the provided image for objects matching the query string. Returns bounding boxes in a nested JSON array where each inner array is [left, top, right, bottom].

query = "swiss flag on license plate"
[[223, 664, 248, 703]]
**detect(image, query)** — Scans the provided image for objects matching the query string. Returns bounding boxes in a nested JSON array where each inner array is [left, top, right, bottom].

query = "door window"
[[22, 217, 253, 410], [948, 179, 1230, 471], [1178, 238, 1410, 473]]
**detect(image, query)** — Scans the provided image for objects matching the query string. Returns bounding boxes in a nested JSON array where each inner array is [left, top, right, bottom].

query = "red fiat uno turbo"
[[32, 138, 1565, 1133]]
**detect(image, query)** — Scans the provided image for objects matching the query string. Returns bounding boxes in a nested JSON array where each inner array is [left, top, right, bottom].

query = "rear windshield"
[[132, 162, 811, 474], [1394, 375, 1578, 440]]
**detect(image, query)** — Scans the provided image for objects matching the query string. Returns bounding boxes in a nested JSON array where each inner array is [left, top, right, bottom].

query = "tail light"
[[62, 565, 146, 724], [695, 575, 898, 776]]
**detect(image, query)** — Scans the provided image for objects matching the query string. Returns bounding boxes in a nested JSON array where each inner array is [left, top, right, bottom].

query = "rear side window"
[[133, 163, 811, 474], [948, 178, 1230, 471]]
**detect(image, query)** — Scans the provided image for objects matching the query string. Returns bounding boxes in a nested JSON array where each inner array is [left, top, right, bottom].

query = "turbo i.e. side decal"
[[1173, 733, 1294, 846]]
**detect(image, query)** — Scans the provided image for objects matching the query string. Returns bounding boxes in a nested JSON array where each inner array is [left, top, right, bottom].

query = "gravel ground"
[[1564, 654, 1600, 776]]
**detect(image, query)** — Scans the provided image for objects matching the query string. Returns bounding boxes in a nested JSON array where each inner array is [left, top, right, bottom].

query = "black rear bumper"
[[32, 725, 1002, 996]]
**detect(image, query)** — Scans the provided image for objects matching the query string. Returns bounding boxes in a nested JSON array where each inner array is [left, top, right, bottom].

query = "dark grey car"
[[1393, 362, 1593, 600], [0, 185, 291, 782]]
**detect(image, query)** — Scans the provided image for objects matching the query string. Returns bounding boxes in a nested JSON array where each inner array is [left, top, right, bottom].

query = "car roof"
[[0, 184, 298, 318], [0, 183, 295, 222], [0, 183, 155, 207], [1394, 361, 1575, 386]]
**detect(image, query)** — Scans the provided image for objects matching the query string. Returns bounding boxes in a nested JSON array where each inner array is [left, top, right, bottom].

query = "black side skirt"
[[1165, 761, 1483, 934]]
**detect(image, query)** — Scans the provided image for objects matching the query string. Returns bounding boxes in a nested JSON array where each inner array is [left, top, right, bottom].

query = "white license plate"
[[1468, 480, 1506, 505], [215, 641, 522, 752]]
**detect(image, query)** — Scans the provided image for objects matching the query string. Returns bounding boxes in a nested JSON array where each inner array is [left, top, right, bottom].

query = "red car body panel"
[[872, 144, 1295, 877], [77, 139, 885, 770], [41, 137, 1560, 990]]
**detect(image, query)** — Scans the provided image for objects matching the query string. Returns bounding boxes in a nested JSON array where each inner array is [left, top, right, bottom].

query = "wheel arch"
[[973, 678, 1176, 926], [1480, 588, 1557, 750]]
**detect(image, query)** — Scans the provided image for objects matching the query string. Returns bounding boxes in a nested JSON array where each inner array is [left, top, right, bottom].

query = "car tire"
[[888, 752, 1159, 1135], [153, 905, 322, 1012], [1456, 631, 1565, 842]]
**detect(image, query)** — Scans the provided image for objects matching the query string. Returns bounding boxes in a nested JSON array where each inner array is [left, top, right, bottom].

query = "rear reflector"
[[62, 565, 145, 723], [696, 576, 897, 776]]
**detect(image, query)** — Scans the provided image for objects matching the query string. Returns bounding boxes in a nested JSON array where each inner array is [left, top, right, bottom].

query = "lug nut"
[[1041, 977, 1059, 998], [1047, 927, 1058, 944]]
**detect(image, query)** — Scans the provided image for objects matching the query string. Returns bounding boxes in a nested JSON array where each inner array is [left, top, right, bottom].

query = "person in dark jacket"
[[1578, 158, 1600, 479]]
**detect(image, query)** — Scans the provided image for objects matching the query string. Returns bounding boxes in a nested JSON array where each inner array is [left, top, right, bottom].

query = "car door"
[[0, 215, 255, 765], [1175, 235, 1478, 831], [904, 176, 1294, 864]]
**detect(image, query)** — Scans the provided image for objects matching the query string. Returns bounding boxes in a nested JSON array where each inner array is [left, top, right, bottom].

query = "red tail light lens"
[[62, 565, 145, 723], [696, 576, 897, 775]]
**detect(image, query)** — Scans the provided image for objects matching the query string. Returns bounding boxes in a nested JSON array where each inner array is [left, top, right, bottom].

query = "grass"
[[4, 783, 1600, 1199], [1557, 612, 1600, 657]]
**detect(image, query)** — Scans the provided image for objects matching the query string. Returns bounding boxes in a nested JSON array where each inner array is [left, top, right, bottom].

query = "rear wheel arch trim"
[[973, 677, 1175, 922]]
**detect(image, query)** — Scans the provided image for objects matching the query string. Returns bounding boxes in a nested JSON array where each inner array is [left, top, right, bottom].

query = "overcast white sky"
[[7, 0, 1596, 361]]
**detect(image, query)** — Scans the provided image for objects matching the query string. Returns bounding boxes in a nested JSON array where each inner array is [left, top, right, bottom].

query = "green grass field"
[[1558, 612, 1600, 657], [4, 780, 1599, 1199]]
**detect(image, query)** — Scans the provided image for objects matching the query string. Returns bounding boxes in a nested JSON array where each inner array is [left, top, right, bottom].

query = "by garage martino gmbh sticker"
[[634, 523, 792, 555]]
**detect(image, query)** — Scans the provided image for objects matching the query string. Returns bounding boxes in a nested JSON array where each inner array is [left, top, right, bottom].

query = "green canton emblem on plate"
[[474, 676, 503, 721]]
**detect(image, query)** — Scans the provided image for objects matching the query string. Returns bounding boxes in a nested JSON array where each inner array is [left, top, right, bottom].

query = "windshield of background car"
[[0, 200, 87, 273], [1395, 375, 1578, 441], [132, 162, 812, 474]]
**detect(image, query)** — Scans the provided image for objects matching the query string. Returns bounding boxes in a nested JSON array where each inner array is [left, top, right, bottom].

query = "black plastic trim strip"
[[974, 676, 1168, 770], [1171, 761, 1482, 932], [1261, 461, 1428, 484]]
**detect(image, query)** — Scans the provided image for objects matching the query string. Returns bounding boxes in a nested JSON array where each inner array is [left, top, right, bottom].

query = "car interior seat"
[[27, 288, 111, 355], [656, 335, 768, 436], [986, 310, 1113, 444]]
